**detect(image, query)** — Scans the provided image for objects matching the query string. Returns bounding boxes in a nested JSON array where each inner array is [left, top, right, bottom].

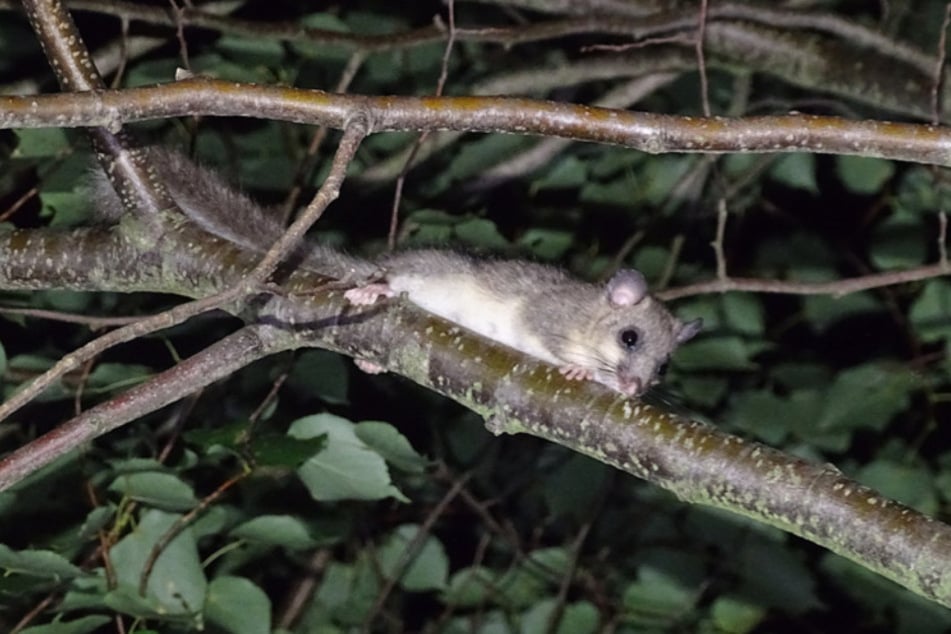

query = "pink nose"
[[618, 377, 642, 396]]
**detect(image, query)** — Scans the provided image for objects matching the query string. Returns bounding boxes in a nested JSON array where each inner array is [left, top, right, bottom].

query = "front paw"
[[558, 364, 594, 381], [344, 282, 395, 306]]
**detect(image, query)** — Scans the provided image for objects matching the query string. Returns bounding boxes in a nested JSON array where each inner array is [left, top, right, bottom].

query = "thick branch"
[[2, 79, 951, 165], [0, 324, 288, 490]]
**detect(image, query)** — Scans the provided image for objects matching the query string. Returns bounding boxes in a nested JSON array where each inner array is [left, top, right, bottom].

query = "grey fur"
[[91, 148, 701, 395]]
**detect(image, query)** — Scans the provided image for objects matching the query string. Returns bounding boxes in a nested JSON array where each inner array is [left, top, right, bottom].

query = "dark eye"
[[658, 361, 669, 377], [619, 328, 640, 350]]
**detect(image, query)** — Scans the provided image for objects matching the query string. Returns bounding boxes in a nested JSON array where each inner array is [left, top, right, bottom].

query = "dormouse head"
[[581, 269, 701, 396]]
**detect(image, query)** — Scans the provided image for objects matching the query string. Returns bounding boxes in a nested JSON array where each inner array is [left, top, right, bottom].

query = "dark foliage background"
[[0, 0, 949, 632]]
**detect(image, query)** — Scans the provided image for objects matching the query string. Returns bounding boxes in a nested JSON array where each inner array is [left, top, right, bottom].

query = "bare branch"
[[3, 79, 951, 165]]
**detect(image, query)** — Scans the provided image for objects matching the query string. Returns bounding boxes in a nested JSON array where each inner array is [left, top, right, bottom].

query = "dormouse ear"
[[605, 269, 648, 306], [676, 318, 703, 343]]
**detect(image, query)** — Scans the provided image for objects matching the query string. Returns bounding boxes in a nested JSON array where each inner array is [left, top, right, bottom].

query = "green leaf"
[[205, 576, 272, 634], [518, 228, 574, 261], [108, 472, 198, 512], [803, 292, 882, 332], [289, 14, 351, 61], [522, 598, 600, 634], [109, 509, 207, 616], [19, 615, 111, 634], [78, 505, 116, 539], [720, 293, 765, 336], [909, 279, 951, 342], [38, 153, 91, 227], [816, 363, 915, 434], [728, 390, 795, 445], [0, 544, 83, 581], [442, 566, 498, 607], [769, 153, 818, 193], [856, 460, 938, 515], [354, 421, 428, 473], [493, 548, 568, 609], [230, 515, 320, 550], [216, 35, 285, 67], [710, 595, 767, 634], [289, 413, 408, 502], [836, 155, 895, 194], [673, 336, 763, 371], [869, 218, 926, 269], [377, 524, 449, 591], [251, 434, 327, 468], [310, 559, 380, 626], [448, 135, 532, 182], [621, 564, 697, 626], [531, 154, 588, 192], [454, 218, 510, 251], [13, 128, 71, 158]]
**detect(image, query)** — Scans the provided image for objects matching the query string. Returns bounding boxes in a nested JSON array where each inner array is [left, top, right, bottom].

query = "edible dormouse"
[[93, 149, 701, 395]]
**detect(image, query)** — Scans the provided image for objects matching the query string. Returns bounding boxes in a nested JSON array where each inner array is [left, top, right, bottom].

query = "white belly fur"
[[390, 273, 558, 364]]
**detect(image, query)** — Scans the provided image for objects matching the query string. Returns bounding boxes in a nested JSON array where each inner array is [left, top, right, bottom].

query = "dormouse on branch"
[[93, 149, 702, 396]]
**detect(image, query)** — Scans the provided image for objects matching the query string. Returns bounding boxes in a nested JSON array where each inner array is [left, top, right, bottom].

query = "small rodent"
[[93, 149, 702, 396]]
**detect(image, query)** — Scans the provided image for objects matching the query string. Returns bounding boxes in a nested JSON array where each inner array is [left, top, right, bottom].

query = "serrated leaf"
[[836, 155, 895, 194], [289, 414, 408, 502], [205, 576, 272, 634], [109, 509, 207, 617], [354, 421, 428, 473], [377, 524, 448, 591], [19, 615, 111, 634], [0, 544, 82, 581], [109, 472, 198, 512], [230, 515, 319, 550]]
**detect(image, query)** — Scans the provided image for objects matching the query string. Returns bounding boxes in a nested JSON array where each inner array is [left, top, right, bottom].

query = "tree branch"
[[3, 79, 951, 165]]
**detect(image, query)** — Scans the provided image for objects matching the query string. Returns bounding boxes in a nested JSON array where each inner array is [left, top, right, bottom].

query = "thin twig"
[[658, 261, 951, 301], [931, 3, 951, 125], [362, 469, 472, 630], [940, 211, 948, 264], [695, 0, 711, 116], [0, 306, 143, 328], [712, 198, 728, 280], [387, 2, 457, 251], [138, 469, 249, 596]]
